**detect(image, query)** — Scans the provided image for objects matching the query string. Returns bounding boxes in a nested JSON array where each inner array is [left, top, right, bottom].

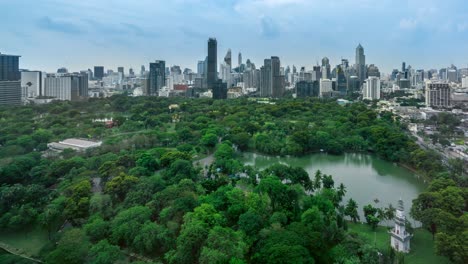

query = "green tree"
[[89, 239, 125, 264], [344, 199, 360, 223], [46, 228, 90, 264]]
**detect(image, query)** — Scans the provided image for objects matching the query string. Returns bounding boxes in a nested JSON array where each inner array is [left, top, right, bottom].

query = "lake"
[[240, 152, 426, 226]]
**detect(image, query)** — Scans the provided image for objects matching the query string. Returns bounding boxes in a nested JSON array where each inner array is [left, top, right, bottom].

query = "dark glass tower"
[[94, 66, 104, 80], [149, 60, 165, 96], [0, 52, 21, 105], [207, 38, 217, 90]]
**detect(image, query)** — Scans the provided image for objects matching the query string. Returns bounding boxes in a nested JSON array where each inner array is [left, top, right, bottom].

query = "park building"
[[390, 199, 412, 253], [47, 138, 102, 152]]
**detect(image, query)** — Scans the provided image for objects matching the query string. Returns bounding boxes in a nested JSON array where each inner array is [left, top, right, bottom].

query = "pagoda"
[[390, 199, 413, 253]]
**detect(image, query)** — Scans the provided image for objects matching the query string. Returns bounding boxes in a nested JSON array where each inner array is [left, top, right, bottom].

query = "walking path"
[[0, 242, 43, 263]]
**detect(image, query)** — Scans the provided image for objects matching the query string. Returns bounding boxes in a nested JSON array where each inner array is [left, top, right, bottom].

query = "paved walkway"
[[0, 242, 43, 263]]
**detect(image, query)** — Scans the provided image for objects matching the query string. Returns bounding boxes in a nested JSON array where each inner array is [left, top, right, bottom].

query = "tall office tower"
[[335, 65, 347, 95], [94, 66, 104, 80], [367, 64, 380, 78], [260, 59, 272, 97], [355, 44, 366, 83], [197, 60, 205, 75], [118, 67, 124, 76], [425, 82, 451, 107], [140, 65, 146, 76], [221, 49, 232, 87], [129, 68, 135, 77], [271, 56, 284, 97], [207, 38, 217, 90], [21, 70, 44, 97], [44, 73, 88, 101], [363, 76, 381, 100], [292, 65, 297, 74], [212, 79, 227, 99], [347, 76, 359, 92], [0, 52, 21, 105], [321, 57, 331, 79], [402, 62, 406, 72], [149, 60, 165, 95], [312, 66, 322, 81], [238, 52, 243, 68]]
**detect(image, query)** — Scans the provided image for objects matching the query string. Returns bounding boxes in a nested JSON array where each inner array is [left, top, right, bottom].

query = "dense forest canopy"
[[0, 96, 465, 263]]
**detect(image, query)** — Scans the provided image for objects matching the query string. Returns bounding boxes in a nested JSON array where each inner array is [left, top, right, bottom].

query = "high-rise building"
[[312, 66, 321, 81], [221, 49, 232, 87], [462, 76, 468, 88], [94, 66, 104, 80], [149, 60, 165, 95], [425, 82, 451, 107], [259, 57, 284, 97], [118, 67, 124, 76], [197, 60, 205, 75], [402, 62, 406, 72], [319, 79, 333, 96], [355, 44, 366, 83], [363, 76, 381, 100], [207, 38, 217, 90], [21, 70, 44, 97], [238, 52, 242, 67], [347, 76, 359, 92], [335, 65, 347, 95], [447, 68, 457, 83], [140, 65, 146, 76], [212, 79, 227, 99], [0, 52, 21, 105], [44, 73, 88, 101]]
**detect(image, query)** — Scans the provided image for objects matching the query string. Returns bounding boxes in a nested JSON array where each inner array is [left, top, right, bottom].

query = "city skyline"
[[2, 0, 468, 73]]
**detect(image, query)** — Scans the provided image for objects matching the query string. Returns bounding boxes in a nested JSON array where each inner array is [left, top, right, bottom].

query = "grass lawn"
[[0, 227, 48, 257], [348, 222, 451, 264]]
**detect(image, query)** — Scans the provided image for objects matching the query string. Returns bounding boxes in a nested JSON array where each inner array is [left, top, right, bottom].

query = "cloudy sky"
[[2, 0, 468, 73]]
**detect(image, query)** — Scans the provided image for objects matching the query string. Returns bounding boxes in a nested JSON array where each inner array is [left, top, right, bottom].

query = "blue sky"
[[2, 0, 468, 73]]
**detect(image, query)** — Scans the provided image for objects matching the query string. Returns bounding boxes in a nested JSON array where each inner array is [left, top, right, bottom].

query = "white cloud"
[[399, 18, 418, 29]]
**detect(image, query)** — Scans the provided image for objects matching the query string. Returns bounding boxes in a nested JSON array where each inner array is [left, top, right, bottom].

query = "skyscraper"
[[118, 67, 124, 77], [197, 60, 205, 75], [238, 52, 242, 67], [355, 44, 366, 83], [221, 49, 232, 87], [0, 52, 21, 105], [21, 70, 44, 97], [94, 66, 104, 80], [321, 57, 331, 80], [149, 60, 166, 96], [259, 57, 284, 98], [207, 38, 217, 90]]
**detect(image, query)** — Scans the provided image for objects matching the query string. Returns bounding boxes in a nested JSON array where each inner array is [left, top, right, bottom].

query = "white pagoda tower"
[[390, 199, 413, 253]]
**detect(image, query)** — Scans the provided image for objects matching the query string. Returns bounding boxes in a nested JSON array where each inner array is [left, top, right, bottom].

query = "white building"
[[47, 138, 102, 152], [390, 199, 413, 253], [21, 71, 44, 97], [462, 76, 468, 88], [319, 79, 333, 97], [363, 76, 381, 100]]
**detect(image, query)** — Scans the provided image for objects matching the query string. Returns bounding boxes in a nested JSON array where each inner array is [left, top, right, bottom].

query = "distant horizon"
[[3, 0, 468, 74]]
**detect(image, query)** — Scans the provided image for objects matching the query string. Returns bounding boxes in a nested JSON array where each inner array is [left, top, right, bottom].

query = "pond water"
[[240, 152, 426, 226]]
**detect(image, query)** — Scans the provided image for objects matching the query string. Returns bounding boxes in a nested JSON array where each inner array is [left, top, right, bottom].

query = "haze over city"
[[2, 0, 468, 73]]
